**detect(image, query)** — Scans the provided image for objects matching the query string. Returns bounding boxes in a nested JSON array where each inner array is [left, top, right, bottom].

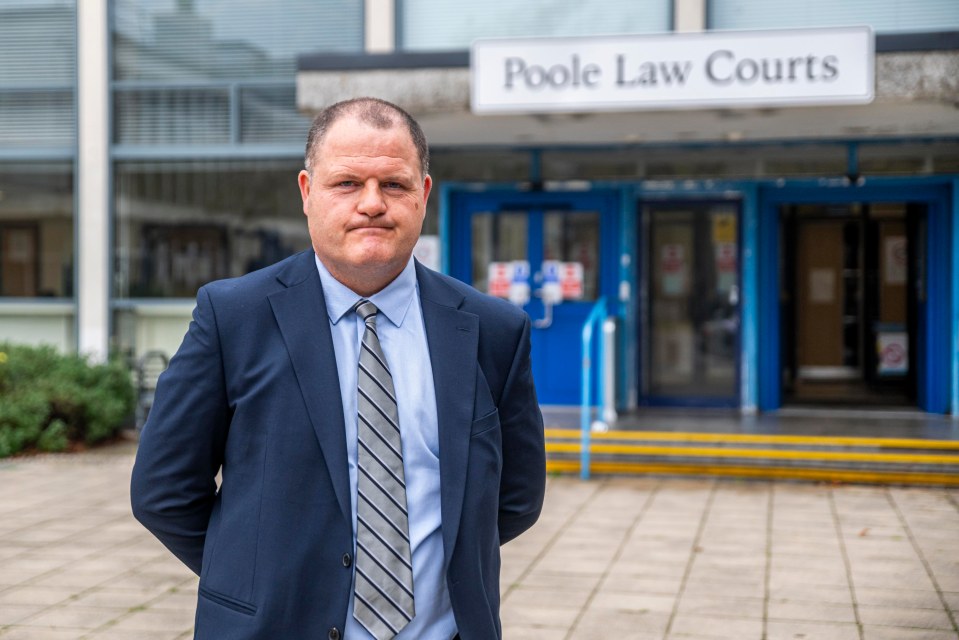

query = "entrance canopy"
[[297, 33, 959, 148]]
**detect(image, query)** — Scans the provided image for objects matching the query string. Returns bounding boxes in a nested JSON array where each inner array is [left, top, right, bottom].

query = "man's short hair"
[[304, 97, 430, 178]]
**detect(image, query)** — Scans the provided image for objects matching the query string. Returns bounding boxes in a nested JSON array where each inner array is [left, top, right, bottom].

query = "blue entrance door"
[[449, 190, 619, 405], [757, 182, 954, 413]]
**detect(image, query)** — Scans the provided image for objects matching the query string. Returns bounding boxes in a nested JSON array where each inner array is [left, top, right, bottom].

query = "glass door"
[[779, 203, 919, 406], [450, 190, 618, 405], [641, 201, 741, 405]]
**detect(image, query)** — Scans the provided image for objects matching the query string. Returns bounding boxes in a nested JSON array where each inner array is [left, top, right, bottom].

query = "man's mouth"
[[349, 225, 392, 232]]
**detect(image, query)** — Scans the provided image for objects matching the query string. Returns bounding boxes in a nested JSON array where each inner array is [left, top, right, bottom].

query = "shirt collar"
[[314, 254, 417, 329]]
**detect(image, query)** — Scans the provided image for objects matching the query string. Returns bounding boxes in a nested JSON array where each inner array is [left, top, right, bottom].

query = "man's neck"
[[320, 262, 404, 297]]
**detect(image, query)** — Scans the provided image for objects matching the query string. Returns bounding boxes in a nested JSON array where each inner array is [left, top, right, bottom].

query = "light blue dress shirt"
[[315, 255, 456, 640]]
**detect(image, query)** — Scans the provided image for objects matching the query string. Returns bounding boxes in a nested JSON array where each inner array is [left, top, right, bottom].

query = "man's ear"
[[297, 170, 311, 212], [422, 174, 433, 206]]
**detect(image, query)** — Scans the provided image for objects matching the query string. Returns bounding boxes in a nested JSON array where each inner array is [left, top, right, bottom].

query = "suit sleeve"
[[130, 285, 230, 575], [496, 315, 546, 544]]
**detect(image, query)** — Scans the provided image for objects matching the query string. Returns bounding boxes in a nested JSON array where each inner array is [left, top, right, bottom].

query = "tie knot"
[[353, 299, 378, 326]]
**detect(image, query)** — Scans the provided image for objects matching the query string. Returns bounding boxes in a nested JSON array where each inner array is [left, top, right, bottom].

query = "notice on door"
[[877, 331, 908, 376], [661, 244, 688, 296], [488, 262, 512, 298], [884, 236, 907, 285], [809, 268, 836, 304]]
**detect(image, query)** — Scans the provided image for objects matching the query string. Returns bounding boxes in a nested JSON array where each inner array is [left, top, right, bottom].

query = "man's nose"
[[357, 180, 386, 216]]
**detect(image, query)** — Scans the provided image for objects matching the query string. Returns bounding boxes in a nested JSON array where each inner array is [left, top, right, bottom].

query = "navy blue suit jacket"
[[130, 250, 546, 639]]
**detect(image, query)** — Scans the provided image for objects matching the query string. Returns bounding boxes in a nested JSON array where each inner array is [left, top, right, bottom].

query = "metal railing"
[[579, 297, 616, 480]]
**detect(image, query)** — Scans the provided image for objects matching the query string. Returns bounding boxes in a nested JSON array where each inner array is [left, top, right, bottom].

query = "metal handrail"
[[580, 297, 608, 480]]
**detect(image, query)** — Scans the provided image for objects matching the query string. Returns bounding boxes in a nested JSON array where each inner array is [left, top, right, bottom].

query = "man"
[[130, 97, 546, 640]]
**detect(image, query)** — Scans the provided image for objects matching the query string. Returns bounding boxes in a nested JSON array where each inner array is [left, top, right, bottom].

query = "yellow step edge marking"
[[545, 442, 959, 465], [546, 460, 959, 486], [544, 428, 959, 450]]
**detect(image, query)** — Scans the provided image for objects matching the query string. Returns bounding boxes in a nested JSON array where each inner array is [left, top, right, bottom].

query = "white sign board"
[[877, 331, 908, 376], [472, 27, 873, 113]]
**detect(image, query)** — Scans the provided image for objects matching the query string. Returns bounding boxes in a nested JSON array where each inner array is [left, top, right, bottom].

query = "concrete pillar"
[[365, 0, 396, 52], [76, 0, 110, 361], [674, 0, 707, 32]]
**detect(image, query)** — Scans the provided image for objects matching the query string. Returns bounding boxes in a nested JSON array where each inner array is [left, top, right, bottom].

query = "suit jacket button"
[[328, 627, 340, 640], [342, 553, 352, 567]]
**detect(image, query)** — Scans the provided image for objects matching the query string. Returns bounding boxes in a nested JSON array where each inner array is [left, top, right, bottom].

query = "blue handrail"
[[580, 297, 607, 480]]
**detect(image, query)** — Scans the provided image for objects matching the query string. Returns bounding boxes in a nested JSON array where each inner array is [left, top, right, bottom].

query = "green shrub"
[[0, 343, 136, 458], [37, 419, 69, 453]]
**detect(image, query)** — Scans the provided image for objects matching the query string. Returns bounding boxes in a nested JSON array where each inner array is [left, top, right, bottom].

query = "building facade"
[[1, 0, 958, 415]]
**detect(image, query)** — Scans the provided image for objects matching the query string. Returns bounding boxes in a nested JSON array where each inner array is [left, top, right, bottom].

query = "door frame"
[[443, 186, 622, 404], [637, 198, 744, 408], [758, 179, 954, 413], [444, 188, 620, 288]]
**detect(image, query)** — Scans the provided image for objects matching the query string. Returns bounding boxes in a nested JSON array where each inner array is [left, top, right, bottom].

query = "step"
[[544, 428, 959, 486]]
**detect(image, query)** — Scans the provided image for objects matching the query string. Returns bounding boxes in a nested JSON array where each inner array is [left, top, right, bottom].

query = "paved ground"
[[1, 440, 958, 640]]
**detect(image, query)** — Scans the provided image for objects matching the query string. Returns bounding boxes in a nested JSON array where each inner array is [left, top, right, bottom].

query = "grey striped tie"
[[352, 299, 415, 639]]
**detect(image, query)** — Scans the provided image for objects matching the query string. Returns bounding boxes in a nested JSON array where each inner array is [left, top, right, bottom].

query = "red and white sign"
[[560, 262, 584, 299], [715, 242, 737, 273], [488, 262, 512, 298], [877, 332, 908, 375]]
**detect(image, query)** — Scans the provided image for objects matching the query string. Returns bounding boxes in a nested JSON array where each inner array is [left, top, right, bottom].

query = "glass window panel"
[[0, 1, 76, 147], [239, 85, 312, 144], [400, 0, 670, 51], [645, 204, 739, 399], [542, 144, 850, 180], [112, 0, 361, 146], [709, 0, 959, 33], [0, 90, 74, 147], [113, 0, 364, 82], [859, 141, 959, 176], [0, 162, 74, 298], [0, 1, 75, 85], [114, 159, 311, 299], [430, 151, 531, 183], [544, 211, 599, 300], [114, 88, 231, 145], [471, 212, 527, 294]]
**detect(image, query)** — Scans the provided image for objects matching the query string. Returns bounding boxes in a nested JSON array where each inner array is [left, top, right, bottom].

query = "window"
[[114, 159, 310, 299], [400, 0, 671, 51], [111, 0, 364, 145], [0, 1, 76, 149], [709, 0, 959, 33], [0, 163, 74, 298]]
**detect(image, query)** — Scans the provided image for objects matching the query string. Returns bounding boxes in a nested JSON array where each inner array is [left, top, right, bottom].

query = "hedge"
[[0, 343, 136, 458]]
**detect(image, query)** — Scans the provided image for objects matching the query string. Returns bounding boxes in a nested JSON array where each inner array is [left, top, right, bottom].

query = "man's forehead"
[[317, 116, 422, 174], [326, 114, 404, 140]]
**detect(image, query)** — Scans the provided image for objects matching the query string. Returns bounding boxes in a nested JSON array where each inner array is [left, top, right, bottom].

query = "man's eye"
[[384, 182, 405, 190], [338, 181, 357, 187]]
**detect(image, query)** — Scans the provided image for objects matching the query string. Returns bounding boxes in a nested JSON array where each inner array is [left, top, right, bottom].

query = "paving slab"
[[1, 441, 958, 639]]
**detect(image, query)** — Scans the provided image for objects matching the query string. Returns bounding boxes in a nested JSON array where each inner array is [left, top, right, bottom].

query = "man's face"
[[298, 116, 432, 293]]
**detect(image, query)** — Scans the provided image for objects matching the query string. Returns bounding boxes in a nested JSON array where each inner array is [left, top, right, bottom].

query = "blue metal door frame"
[[445, 188, 619, 282], [443, 186, 621, 405], [757, 178, 956, 414], [440, 176, 957, 414], [631, 181, 760, 413]]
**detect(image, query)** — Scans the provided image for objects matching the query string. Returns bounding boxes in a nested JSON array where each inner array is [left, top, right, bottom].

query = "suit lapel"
[[268, 252, 351, 526], [416, 263, 477, 566]]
